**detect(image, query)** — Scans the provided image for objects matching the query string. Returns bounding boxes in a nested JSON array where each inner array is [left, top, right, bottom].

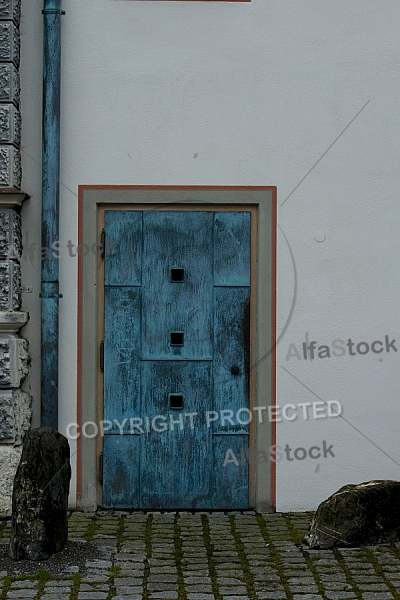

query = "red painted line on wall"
[[76, 186, 83, 501], [79, 185, 274, 191], [270, 187, 277, 510], [119, 1, 251, 3]]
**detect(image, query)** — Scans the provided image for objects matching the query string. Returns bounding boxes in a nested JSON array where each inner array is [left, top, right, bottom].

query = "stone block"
[[0, 334, 28, 387], [0, 22, 19, 65], [0, 208, 21, 257], [0, 444, 21, 516], [0, 63, 19, 105], [0, 386, 11, 438], [0, 388, 31, 443], [0, 145, 21, 188], [0, 104, 21, 146], [0, 0, 21, 25], [9, 427, 71, 560], [0, 311, 29, 333], [0, 191, 27, 210], [304, 480, 400, 548], [0, 260, 21, 309]]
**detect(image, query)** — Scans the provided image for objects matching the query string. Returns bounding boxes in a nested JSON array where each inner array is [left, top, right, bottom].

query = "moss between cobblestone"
[[390, 542, 400, 564], [15, 569, 52, 599], [142, 513, 153, 600], [284, 513, 327, 599], [333, 549, 363, 600], [84, 515, 98, 541], [173, 514, 187, 600], [361, 546, 400, 600], [201, 514, 222, 600], [228, 515, 257, 600], [106, 564, 121, 600], [0, 575, 12, 600], [256, 514, 294, 600], [26, 569, 51, 586], [69, 573, 81, 600], [116, 517, 124, 545], [283, 512, 313, 545], [144, 513, 153, 559]]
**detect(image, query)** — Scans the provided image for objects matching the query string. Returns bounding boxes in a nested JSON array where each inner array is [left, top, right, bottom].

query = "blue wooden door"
[[102, 210, 251, 509]]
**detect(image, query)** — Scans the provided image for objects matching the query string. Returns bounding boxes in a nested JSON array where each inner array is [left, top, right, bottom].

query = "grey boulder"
[[304, 479, 400, 548]]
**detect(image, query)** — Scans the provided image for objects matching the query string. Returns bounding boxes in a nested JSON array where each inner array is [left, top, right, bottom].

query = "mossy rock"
[[304, 480, 400, 548]]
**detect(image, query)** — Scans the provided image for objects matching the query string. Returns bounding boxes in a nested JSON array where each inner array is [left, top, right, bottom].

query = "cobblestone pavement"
[[1, 511, 400, 599]]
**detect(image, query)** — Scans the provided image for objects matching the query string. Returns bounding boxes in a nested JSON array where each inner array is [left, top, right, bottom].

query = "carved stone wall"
[[0, 0, 31, 517], [0, 104, 21, 145], [0, 261, 21, 310], [0, 0, 21, 23], [0, 207, 21, 254], [0, 335, 29, 387], [0, 0, 20, 189], [0, 389, 31, 444]]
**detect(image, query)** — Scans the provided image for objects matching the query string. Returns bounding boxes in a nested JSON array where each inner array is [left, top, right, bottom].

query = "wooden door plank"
[[102, 435, 141, 508], [214, 212, 251, 286], [142, 211, 213, 360], [213, 286, 250, 433], [140, 360, 212, 509], [212, 434, 249, 509], [103, 287, 141, 430], [105, 210, 142, 286], [212, 286, 250, 509]]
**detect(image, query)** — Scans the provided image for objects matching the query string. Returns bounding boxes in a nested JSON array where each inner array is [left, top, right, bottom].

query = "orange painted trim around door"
[[77, 186, 83, 501], [270, 187, 277, 510], [77, 185, 277, 509], [118, 1, 251, 3]]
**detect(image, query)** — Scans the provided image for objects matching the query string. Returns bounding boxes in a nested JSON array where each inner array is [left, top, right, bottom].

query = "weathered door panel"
[[140, 361, 212, 509], [103, 287, 141, 431], [214, 212, 251, 286], [142, 212, 213, 360], [102, 435, 141, 508], [212, 435, 249, 508], [213, 287, 250, 427], [105, 210, 142, 286], [212, 286, 250, 509]]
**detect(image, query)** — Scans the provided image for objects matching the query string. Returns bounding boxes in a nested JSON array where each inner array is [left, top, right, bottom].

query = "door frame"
[[77, 186, 277, 512]]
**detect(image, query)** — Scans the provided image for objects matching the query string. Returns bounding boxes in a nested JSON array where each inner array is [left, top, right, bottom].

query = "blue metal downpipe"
[[41, 0, 64, 428]]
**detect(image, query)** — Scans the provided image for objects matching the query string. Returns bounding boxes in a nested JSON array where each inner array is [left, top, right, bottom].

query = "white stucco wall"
[[20, 0, 400, 511]]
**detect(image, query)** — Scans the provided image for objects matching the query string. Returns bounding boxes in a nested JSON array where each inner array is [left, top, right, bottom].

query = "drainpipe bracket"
[[42, 9, 66, 15], [40, 282, 63, 299], [39, 293, 63, 298]]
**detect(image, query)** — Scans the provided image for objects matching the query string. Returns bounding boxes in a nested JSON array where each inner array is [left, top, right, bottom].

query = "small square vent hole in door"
[[171, 268, 185, 282], [170, 332, 184, 346], [169, 394, 184, 410]]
